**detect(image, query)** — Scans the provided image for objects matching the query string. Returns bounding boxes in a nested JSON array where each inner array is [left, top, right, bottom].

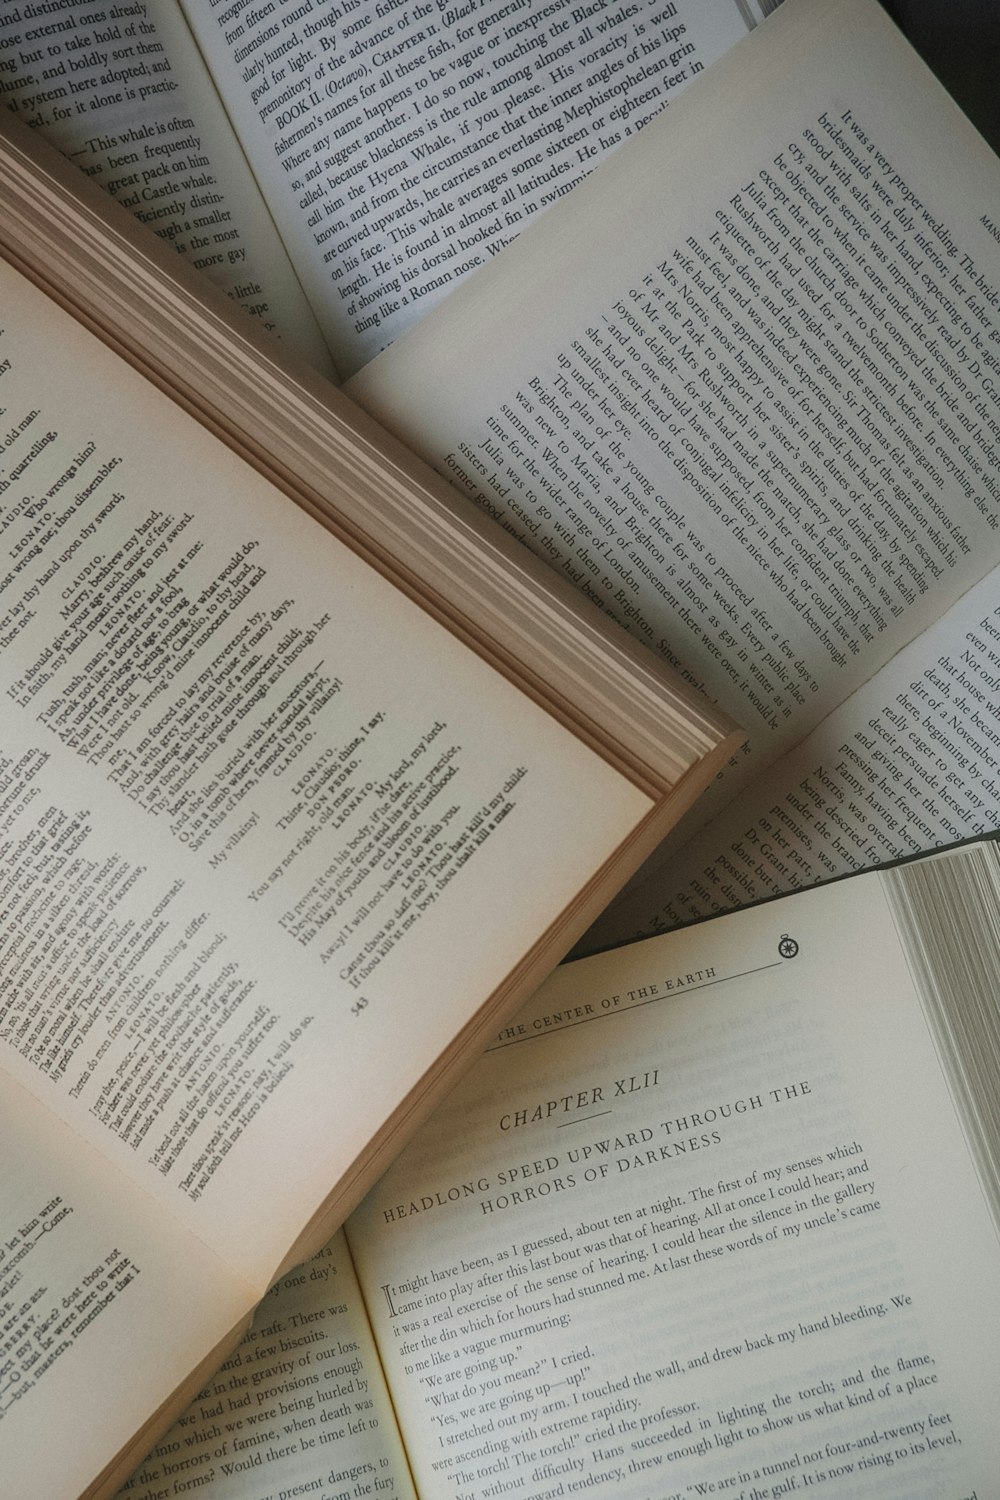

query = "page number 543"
[[352, 996, 370, 1018]]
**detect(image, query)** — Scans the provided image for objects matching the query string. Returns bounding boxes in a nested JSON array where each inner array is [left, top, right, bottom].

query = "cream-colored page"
[[346, 874, 1000, 1498], [179, 0, 765, 376], [0, 1079, 253, 1500], [116, 1232, 417, 1500], [591, 566, 1000, 941], [0, 0, 331, 369], [0, 262, 650, 1287], [350, 0, 1000, 867]]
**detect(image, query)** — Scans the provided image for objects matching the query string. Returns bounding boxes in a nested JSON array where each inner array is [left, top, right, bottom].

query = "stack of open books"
[[1, 0, 999, 1494]]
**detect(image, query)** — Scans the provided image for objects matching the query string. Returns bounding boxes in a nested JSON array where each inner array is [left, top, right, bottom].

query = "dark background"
[[880, 0, 1000, 154]]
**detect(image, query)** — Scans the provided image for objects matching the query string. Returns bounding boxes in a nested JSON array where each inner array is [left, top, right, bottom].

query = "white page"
[[0, 260, 650, 1286], [0, 0, 331, 369], [179, 0, 766, 375], [350, 0, 1000, 887], [346, 868, 1000, 1497], [591, 566, 1000, 942]]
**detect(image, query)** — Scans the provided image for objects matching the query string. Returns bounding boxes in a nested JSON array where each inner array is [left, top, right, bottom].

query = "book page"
[[345, 867, 1000, 1497], [0, 1, 332, 370], [350, 0, 1000, 866], [178, 0, 764, 376], [591, 567, 1000, 940], [116, 1232, 417, 1500], [0, 1078, 253, 1500], [0, 258, 651, 1287]]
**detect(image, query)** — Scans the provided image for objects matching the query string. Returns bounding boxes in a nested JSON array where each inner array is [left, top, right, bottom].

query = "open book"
[[114, 836, 1000, 1500], [10, 0, 995, 938], [0, 0, 773, 379], [348, 0, 1000, 944], [6, 0, 999, 934], [0, 118, 737, 1499]]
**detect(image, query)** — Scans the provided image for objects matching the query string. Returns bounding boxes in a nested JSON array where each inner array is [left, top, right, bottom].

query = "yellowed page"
[[346, 859, 1000, 1497], [115, 1232, 417, 1500], [350, 0, 1000, 895], [0, 1079, 253, 1500], [0, 258, 650, 1288]]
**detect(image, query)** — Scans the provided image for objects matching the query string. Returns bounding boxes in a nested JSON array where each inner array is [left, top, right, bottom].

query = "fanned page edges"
[[0, 112, 740, 807]]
